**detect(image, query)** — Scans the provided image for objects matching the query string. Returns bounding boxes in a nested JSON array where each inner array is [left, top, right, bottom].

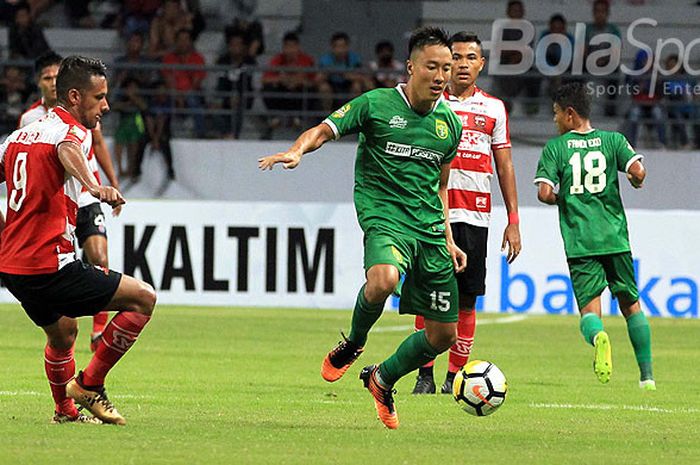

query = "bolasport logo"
[[485, 18, 700, 97]]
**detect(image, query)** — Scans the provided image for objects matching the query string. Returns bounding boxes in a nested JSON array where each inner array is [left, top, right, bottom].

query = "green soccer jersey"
[[324, 85, 462, 245], [534, 129, 643, 258]]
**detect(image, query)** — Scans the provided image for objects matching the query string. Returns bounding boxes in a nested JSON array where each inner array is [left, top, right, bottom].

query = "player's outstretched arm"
[[627, 160, 645, 189], [58, 141, 125, 208], [92, 124, 123, 216], [439, 164, 467, 273], [536, 181, 558, 205], [493, 147, 522, 263], [258, 123, 335, 171]]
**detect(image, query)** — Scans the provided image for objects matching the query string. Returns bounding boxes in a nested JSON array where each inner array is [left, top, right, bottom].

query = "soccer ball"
[[452, 360, 508, 416]]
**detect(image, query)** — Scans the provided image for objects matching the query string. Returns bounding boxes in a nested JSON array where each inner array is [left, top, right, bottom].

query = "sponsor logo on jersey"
[[331, 104, 351, 119], [385, 141, 443, 164], [435, 119, 449, 139], [389, 115, 407, 129]]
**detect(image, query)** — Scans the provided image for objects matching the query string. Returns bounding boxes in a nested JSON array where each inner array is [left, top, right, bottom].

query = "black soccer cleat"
[[411, 374, 436, 395]]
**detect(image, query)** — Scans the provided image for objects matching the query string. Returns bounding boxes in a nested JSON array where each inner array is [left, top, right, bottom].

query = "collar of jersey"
[[53, 105, 85, 129], [394, 83, 440, 115], [569, 128, 596, 135], [444, 85, 481, 102]]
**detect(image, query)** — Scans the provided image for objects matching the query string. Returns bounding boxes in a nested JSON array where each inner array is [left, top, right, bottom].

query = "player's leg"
[[442, 295, 477, 394], [322, 233, 410, 382], [67, 272, 156, 425], [361, 242, 457, 428], [42, 317, 80, 419], [569, 256, 611, 383], [605, 253, 654, 389], [76, 204, 110, 352], [411, 314, 436, 394]]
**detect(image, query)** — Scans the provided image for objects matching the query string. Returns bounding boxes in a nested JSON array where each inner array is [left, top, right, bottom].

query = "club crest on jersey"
[[389, 115, 407, 129], [332, 104, 351, 118], [435, 119, 449, 139], [69, 125, 86, 140], [391, 246, 404, 264], [474, 114, 486, 128]]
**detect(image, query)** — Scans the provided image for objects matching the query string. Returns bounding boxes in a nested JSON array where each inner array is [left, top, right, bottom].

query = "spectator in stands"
[[138, 80, 176, 180], [112, 77, 147, 178], [317, 31, 370, 113], [115, 32, 156, 89], [585, 0, 621, 117], [9, 3, 50, 59], [261, 31, 315, 139], [65, 0, 96, 28], [149, 0, 193, 58], [625, 49, 666, 149], [214, 31, 256, 139], [537, 14, 574, 97], [369, 40, 406, 89], [492, 0, 540, 115], [121, 0, 162, 37], [162, 28, 206, 138], [663, 54, 696, 150], [225, 17, 265, 58], [0, 65, 30, 135]]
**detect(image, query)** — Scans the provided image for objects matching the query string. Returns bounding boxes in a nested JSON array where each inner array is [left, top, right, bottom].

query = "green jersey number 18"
[[568, 150, 607, 195]]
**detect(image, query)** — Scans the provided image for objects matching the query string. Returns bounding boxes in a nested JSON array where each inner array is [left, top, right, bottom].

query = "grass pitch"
[[1, 305, 698, 465]]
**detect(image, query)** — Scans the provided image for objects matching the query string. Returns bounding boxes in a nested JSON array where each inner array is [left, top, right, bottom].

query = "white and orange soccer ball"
[[452, 360, 508, 416]]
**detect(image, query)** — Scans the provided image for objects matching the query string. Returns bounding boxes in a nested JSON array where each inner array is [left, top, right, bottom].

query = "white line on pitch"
[[0, 390, 151, 399], [372, 314, 529, 333], [529, 402, 699, 414]]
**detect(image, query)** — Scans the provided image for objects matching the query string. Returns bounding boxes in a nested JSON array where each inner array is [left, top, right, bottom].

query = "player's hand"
[[447, 241, 467, 273], [92, 186, 126, 208], [501, 223, 522, 263], [258, 150, 303, 170], [627, 172, 643, 189], [112, 204, 123, 217]]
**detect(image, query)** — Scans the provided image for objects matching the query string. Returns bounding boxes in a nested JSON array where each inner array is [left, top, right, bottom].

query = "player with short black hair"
[[1, 55, 157, 425], [20, 55, 121, 354], [412, 31, 521, 395], [535, 82, 655, 389], [260, 26, 466, 429]]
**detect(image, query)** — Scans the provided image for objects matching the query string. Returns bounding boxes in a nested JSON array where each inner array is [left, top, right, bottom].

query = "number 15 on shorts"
[[430, 291, 451, 312]]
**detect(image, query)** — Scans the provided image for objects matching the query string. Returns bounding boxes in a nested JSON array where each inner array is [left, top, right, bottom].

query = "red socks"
[[448, 309, 476, 373], [82, 312, 151, 387], [44, 344, 78, 417], [92, 311, 109, 335]]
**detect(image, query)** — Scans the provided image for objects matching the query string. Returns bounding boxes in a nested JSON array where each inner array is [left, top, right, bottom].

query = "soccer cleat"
[[321, 332, 364, 382], [66, 372, 126, 425], [639, 379, 657, 391], [593, 331, 612, 384], [411, 374, 436, 395], [51, 411, 103, 424], [440, 376, 454, 395], [90, 332, 103, 353], [359, 365, 399, 429]]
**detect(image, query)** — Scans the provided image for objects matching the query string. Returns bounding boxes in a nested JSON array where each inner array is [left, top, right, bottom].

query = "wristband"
[[508, 211, 520, 225]]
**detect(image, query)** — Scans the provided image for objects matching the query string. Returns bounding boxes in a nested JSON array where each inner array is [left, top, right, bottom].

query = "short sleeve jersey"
[[534, 129, 642, 258], [19, 100, 100, 208], [323, 84, 462, 245], [0, 106, 92, 274]]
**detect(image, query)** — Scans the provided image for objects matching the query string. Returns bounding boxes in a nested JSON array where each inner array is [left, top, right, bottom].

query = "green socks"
[[580, 313, 604, 346], [379, 330, 441, 386], [626, 311, 653, 381], [348, 285, 385, 347]]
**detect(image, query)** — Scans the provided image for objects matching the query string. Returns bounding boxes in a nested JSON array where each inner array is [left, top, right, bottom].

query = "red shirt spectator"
[[162, 29, 205, 92]]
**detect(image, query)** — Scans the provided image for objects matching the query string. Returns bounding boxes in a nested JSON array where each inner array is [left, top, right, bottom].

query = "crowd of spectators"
[[0, 0, 698, 150]]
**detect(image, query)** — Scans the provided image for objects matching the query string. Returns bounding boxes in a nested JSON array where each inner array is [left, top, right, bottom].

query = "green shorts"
[[567, 251, 639, 310], [115, 113, 145, 144], [364, 231, 458, 323]]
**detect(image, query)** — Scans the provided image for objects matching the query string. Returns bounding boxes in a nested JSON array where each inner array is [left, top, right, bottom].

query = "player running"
[[412, 32, 521, 395], [19, 51, 122, 353], [0, 56, 157, 425], [260, 27, 466, 429], [534, 82, 655, 390]]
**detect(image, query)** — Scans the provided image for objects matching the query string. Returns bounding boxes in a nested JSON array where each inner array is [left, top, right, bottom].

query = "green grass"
[[1, 304, 699, 465]]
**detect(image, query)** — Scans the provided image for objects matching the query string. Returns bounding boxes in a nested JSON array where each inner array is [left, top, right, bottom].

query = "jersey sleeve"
[[614, 132, 643, 173], [534, 140, 559, 187], [59, 124, 89, 147], [322, 93, 370, 140], [491, 100, 511, 150]]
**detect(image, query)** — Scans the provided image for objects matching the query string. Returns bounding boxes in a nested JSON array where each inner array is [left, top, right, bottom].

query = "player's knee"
[[135, 282, 157, 316], [365, 273, 398, 302], [431, 331, 457, 352], [48, 327, 78, 350]]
